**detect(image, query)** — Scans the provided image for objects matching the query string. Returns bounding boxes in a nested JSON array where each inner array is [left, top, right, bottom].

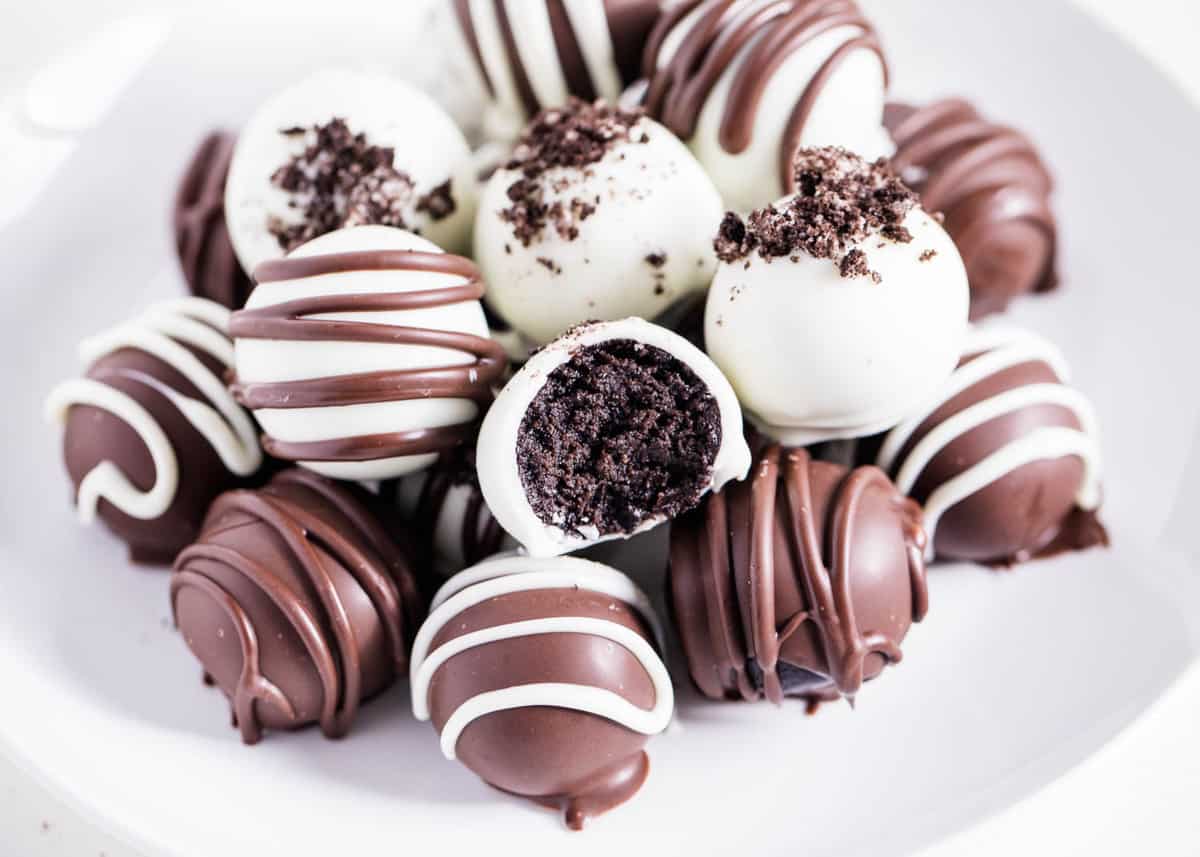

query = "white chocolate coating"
[[44, 298, 262, 523], [410, 554, 672, 759], [877, 326, 1103, 555], [476, 317, 751, 557], [394, 471, 518, 577], [647, 3, 893, 213], [225, 69, 477, 272], [475, 116, 724, 346], [706, 206, 969, 445], [233, 225, 491, 482], [441, 0, 631, 143]]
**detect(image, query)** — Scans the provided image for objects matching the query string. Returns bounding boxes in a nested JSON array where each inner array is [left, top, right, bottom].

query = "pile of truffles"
[[46, 0, 1107, 832]]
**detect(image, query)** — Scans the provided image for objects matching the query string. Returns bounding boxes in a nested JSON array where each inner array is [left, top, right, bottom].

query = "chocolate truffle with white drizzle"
[[875, 326, 1106, 565], [476, 317, 750, 557], [410, 554, 673, 830], [885, 98, 1059, 320], [639, 0, 892, 212], [172, 469, 424, 743], [669, 445, 928, 705], [230, 225, 508, 482], [45, 298, 262, 564]]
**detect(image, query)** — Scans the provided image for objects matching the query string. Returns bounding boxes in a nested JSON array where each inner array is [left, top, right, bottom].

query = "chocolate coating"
[[171, 469, 424, 743], [174, 132, 254, 310], [669, 445, 928, 704], [885, 99, 1058, 320], [412, 558, 672, 829], [875, 328, 1107, 565]]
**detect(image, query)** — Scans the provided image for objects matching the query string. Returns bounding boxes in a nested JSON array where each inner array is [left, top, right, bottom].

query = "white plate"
[[2, 1, 1199, 855]]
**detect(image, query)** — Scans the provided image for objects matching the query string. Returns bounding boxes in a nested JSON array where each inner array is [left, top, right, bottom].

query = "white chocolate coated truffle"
[[232, 226, 504, 482], [642, 0, 892, 213], [475, 111, 723, 347], [225, 69, 477, 272], [476, 317, 750, 557], [706, 206, 969, 445]]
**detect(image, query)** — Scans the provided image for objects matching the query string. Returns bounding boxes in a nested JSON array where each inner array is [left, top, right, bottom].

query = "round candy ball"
[[705, 147, 969, 445], [474, 99, 724, 347], [230, 225, 507, 482], [640, 0, 892, 213], [224, 68, 477, 272]]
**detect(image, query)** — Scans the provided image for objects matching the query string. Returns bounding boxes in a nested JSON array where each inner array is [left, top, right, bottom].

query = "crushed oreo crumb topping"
[[713, 147, 917, 281], [919, 248, 938, 262], [500, 98, 646, 246], [268, 118, 455, 252], [516, 337, 721, 537]]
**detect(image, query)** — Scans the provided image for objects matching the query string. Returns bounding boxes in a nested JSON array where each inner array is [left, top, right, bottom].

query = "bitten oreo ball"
[[230, 225, 508, 482], [476, 318, 750, 556], [638, 0, 892, 213], [174, 131, 254, 310], [670, 445, 929, 704], [438, 0, 662, 142], [224, 69, 477, 271], [474, 99, 724, 347], [45, 299, 262, 564], [875, 326, 1107, 565], [707, 147, 968, 445], [172, 469, 424, 743], [410, 555, 673, 830], [886, 99, 1059, 320]]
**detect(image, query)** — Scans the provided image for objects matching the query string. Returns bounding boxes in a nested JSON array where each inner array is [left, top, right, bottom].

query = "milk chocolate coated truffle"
[[706, 147, 968, 445], [474, 99, 723, 347], [886, 99, 1058, 320], [174, 131, 254, 310], [669, 445, 928, 704], [442, 0, 662, 142], [225, 69, 477, 269], [875, 326, 1107, 565], [410, 555, 673, 830], [171, 469, 424, 743], [639, 0, 892, 212], [230, 225, 508, 482], [477, 317, 751, 556], [45, 299, 262, 564]]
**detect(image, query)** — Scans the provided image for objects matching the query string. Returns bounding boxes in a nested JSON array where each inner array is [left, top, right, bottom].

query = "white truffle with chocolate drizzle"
[[639, 0, 893, 213], [476, 317, 750, 557], [230, 225, 507, 482], [435, 0, 663, 143], [706, 148, 968, 446], [474, 99, 724, 347], [225, 69, 477, 271]]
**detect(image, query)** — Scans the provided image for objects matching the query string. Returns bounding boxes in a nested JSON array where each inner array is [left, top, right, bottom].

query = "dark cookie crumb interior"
[[516, 338, 721, 537], [501, 98, 647, 247], [714, 147, 917, 281], [268, 118, 455, 252]]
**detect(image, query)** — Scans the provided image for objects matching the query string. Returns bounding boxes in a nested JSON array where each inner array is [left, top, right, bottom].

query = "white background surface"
[[1, 1, 1198, 855]]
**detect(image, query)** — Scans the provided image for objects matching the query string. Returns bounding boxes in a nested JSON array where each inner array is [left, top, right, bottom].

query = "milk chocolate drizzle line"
[[686, 446, 927, 703], [230, 250, 507, 464], [642, 0, 887, 187], [170, 471, 418, 744], [886, 99, 1057, 294]]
